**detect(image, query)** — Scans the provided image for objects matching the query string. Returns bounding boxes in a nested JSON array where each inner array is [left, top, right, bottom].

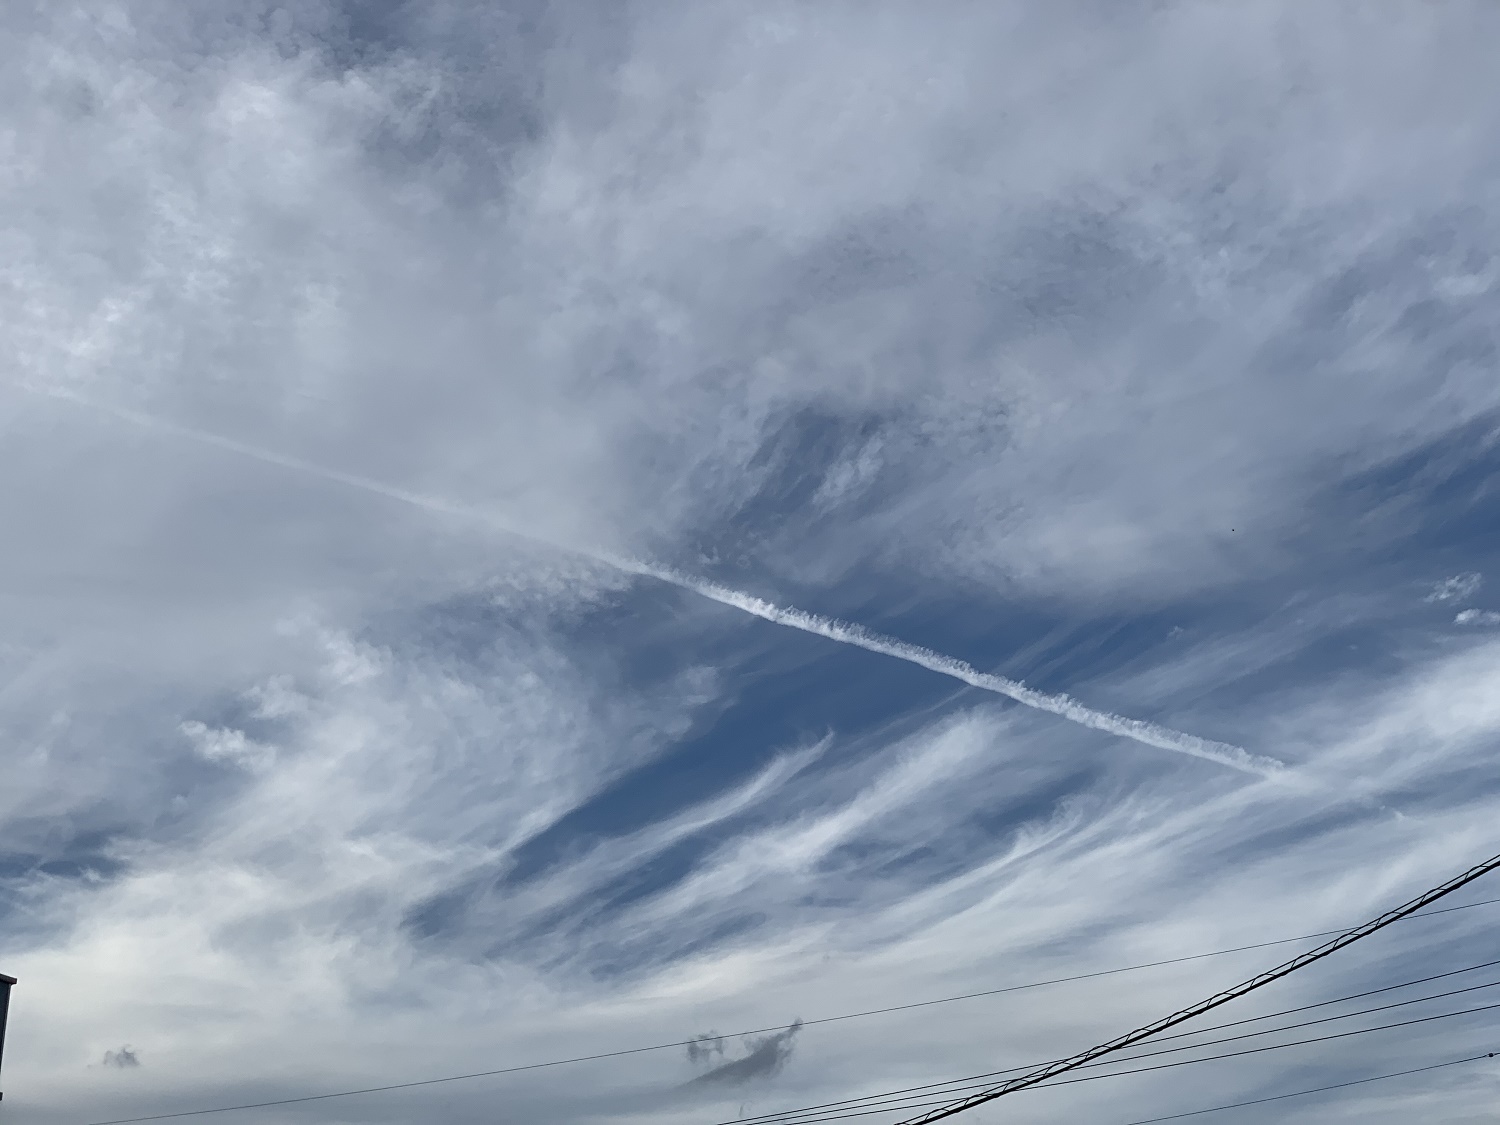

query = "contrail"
[[633, 565, 1283, 777], [30, 385, 532, 535], [26, 384, 1280, 776]]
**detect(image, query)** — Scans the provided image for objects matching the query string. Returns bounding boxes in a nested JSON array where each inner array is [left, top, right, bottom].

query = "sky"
[[3, 3, 1500, 1123]]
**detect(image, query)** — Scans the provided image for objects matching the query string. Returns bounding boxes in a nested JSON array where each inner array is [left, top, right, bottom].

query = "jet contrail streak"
[[631, 565, 1283, 777], [32, 385, 533, 535], [28, 384, 1280, 776]]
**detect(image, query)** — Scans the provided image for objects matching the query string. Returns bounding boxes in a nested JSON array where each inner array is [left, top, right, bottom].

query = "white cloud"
[[1428, 573, 1483, 603], [179, 720, 276, 773], [1455, 608, 1500, 626]]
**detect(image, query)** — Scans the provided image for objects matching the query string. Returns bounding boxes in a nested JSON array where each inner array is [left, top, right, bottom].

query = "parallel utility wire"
[[716, 961, 1500, 1125], [729, 1008, 1500, 1125], [79, 893, 1500, 1125], [1115, 1051, 1494, 1125], [882, 847, 1500, 1124], [744, 1001, 1500, 1122], [726, 978, 1500, 1122]]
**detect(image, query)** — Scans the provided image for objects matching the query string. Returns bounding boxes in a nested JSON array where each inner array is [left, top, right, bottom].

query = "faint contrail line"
[[630, 565, 1282, 777], [27, 384, 1280, 776], [31, 385, 518, 530]]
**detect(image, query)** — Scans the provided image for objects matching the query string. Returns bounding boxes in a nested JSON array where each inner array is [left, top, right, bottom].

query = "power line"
[[1113, 955, 1500, 1048], [715, 952, 1500, 1125], [733, 1005, 1500, 1125], [882, 847, 1500, 1124], [1067, 977, 1500, 1072], [735, 974, 1500, 1123], [721, 964, 1500, 1125], [728, 865, 1500, 1125], [1114, 1051, 1492, 1125], [719, 1009, 1500, 1124], [78, 892, 1500, 1125], [1049, 1001, 1500, 1087]]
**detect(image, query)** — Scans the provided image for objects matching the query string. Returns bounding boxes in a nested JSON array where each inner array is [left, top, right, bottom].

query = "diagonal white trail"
[[30, 385, 497, 527], [631, 565, 1283, 777], [26, 384, 1281, 776]]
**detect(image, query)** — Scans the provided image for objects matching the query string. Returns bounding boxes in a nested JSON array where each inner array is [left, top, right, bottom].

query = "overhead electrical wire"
[[875, 846, 1500, 1124], [721, 970, 1500, 1124], [716, 965, 1500, 1125], [721, 1006, 1500, 1125], [708, 858, 1500, 1122], [79, 891, 1500, 1125], [1114, 1051, 1493, 1125], [1100, 954, 1500, 1047]]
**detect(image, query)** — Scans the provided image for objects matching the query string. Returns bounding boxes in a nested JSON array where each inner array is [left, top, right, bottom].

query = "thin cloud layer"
[[2, 4, 1500, 1125]]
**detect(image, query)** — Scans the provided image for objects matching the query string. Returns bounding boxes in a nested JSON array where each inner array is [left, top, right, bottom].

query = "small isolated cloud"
[[1428, 573, 1483, 602], [687, 1021, 803, 1087], [686, 1033, 726, 1067], [1455, 609, 1500, 626], [179, 721, 276, 772], [812, 438, 885, 511], [102, 1046, 140, 1069]]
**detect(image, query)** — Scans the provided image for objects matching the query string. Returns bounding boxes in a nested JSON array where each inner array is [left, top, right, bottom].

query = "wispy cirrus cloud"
[[1427, 573, 1483, 603], [3, 5, 1500, 1125], [1454, 609, 1500, 627]]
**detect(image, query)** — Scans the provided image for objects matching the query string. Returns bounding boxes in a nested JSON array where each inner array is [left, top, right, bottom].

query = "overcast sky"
[[4, 3, 1500, 1124]]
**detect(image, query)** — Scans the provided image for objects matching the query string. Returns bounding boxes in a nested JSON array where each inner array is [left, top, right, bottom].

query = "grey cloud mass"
[[687, 1021, 803, 1087], [100, 1047, 140, 1070]]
